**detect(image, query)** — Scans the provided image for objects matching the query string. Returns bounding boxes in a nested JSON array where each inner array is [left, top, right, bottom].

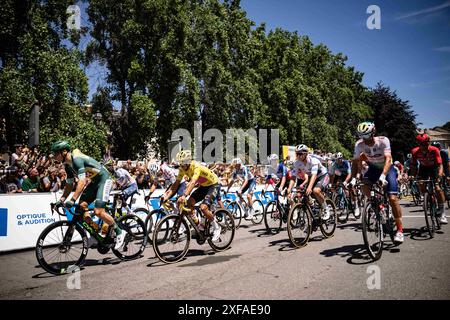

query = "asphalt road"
[[1, 198, 449, 300]]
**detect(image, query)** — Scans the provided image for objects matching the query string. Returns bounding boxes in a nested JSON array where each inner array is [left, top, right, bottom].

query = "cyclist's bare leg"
[[94, 208, 114, 226], [313, 187, 325, 205], [388, 194, 403, 232], [200, 203, 214, 221], [247, 192, 254, 207]]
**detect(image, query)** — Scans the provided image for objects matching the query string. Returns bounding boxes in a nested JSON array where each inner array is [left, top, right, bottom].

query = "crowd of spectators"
[[0, 144, 67, 194], [0, 143, 340, 194]]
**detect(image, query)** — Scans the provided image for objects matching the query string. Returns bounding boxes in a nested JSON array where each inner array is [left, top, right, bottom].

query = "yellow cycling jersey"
[[177, 161, 218, 186]]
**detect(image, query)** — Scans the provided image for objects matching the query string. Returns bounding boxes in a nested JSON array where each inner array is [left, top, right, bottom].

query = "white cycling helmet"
[[394, 161, 400, 165], [267, 154, 279, 161], [335, 152, 343, 159], [148, 163, 160, 175], [176, 150, 192, 165], [232, 158, 242, 165], [357, 121, 376, 138], [407, 153, 412, 159], [295, 144, 309, 153]]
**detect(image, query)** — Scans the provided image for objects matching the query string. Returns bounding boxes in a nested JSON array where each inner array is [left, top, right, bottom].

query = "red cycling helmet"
[[416, 133, 430, 144]]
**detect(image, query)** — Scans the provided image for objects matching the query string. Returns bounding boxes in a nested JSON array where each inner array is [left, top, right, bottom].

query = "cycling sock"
[[113, 223, 122, 235]]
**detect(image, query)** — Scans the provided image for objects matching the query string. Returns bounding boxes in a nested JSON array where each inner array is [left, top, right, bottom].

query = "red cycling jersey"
[[411, 146, 442, 167]]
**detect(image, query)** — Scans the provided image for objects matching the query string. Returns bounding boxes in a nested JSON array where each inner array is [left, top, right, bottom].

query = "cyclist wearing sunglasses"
[[410, 134, 447, 224], [350, 121, 405, 243]]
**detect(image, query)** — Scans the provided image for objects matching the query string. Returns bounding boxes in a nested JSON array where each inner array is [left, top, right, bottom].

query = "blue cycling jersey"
[[331, 160, 351, 176], [441, 149, 449, 176], [266, 163, 287, 182]]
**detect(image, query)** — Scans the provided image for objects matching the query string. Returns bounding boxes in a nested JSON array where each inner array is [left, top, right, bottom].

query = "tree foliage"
[[1, 0, 419, 161]]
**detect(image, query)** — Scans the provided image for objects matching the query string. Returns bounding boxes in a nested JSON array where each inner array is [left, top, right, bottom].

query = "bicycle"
[[222, 191, 264, 228], [361, 182, 397, 260], [263, 188, 292, 234], [152, 201, 235, 263], [287, 189, 337, 248], [410, 178, 422, 206], [332, 182, 363, 223], [418, 179, 442, 238], [110, 190, 149, 239], [35, 202, 147, 275]]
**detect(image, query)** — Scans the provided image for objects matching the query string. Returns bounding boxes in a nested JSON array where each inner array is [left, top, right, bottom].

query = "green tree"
[[366, 83, 419, 161]]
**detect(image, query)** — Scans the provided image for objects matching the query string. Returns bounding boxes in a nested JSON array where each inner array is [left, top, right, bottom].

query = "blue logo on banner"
[[0, 208, 7, 236]]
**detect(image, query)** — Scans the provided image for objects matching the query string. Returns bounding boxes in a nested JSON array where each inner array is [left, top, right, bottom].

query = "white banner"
[[0, 185, 274, 253]]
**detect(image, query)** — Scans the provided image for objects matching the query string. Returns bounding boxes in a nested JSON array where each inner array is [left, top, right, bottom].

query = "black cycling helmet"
[[431, 141, 441, 149], [51, 140, 71, 153]]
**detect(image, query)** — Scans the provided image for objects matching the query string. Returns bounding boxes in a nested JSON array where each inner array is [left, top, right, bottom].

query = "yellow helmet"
[[357, 121, 375, 138], [176, 150, 192, 165]]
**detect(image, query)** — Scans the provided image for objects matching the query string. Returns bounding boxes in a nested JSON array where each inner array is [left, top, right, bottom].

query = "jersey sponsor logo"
[[102, 179, 113, 202]]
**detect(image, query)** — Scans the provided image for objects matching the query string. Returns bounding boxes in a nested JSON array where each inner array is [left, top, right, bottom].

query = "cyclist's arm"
[[351, 159, 360, 179], [163, 179, 180, 200], [287, 178, 295, 194], [382, 154, 392, 177], [70, 177, 87, 202]]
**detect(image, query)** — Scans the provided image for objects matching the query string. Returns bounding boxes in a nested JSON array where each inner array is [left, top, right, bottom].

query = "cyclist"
[[105, 160, 138, 204], [147, 162, 187, 200], [262, 154, 288, 196], [225, 158, 256, 219], [291, 144, 331, 219], [51, 141, 126, 249], [329, 152, 360, 217], [350, 121, 405, 243], [432, 141, 450, 182], [160, 150, 222, 241], [410, 134, 447, 224]]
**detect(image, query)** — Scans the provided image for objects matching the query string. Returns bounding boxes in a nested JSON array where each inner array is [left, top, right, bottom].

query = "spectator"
[[22, 167, 41, 192], [136, 166, 150, 189], [58, 168, 68, 189], [44, 168, 61, 192]]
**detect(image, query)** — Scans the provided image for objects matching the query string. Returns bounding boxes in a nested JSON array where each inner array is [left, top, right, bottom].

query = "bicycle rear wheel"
[[112, 214, 147, 260], [320, 198, 337, 238], [208, 209, 235, 251], [423, 193, 435, 238], [362, 203, 383, 260], [287, 203, 311, 248], [264, 201, 283, 234], [225, 201, 242, 229], [333, 193, 349, 223], [153, 214, 191, 263], [251, 199, 264, 224], [35, 221, 88, 275], [145, 209, 169, 245]]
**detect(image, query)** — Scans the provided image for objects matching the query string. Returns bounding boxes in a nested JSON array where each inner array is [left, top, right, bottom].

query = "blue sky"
[[80, 0, 450, 129]]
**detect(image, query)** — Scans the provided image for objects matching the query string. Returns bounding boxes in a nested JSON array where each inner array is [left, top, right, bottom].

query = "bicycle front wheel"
[[319, 198, 337, 238], [208, 209, 235, 251], [423, 193, 436, 238], [35, 220, 88, 275], [112, 214, 147, 260], [251, 199, 264, 224], [287, 203, 311, 248], [362, 203, 383, 260], [153, 214, 191, 264], [264, 201, 283, 234]]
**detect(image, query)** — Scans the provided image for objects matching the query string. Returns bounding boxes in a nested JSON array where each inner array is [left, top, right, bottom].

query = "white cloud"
[[434, 46, 450, 52], [396, 1, 450, 20]]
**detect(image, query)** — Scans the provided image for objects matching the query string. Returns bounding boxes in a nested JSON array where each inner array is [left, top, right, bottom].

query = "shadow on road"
[[319, 243, 401, 265], [147, 249, 217, 267], [337, 222, 361, 232], [404, 227, 433, 241], [177, 254, 241, 267]]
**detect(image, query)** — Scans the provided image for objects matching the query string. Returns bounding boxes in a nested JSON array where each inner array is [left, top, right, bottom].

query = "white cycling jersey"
[[114, 168, 136, 188], [292, 155, 327, 177], [353, 136, 391, 169]]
